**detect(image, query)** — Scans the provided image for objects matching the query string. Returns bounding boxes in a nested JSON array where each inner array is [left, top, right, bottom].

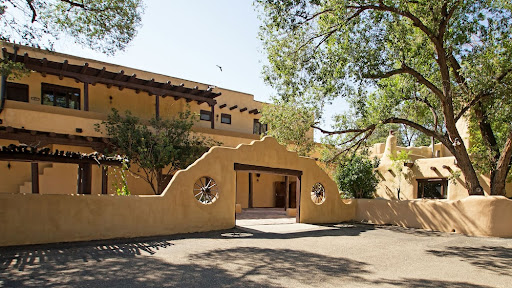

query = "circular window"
[[193, 176, 219, 204], [311, 182, 326, 205]]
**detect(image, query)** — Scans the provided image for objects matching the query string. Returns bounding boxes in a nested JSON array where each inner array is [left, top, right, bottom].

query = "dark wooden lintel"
[[234, 163, 303, 177]]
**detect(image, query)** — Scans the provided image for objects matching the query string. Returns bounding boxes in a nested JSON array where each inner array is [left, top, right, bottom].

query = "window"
[[221, 113, 231, 124], [6, 82, 29, 102], [417, 179, 448, 199], [253, 119, 268, 135], [41, 83, 80, 110], [200, 110, 212, 121]]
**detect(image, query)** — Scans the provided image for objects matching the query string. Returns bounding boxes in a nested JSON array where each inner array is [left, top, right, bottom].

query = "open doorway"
[[234, 163, 302, 225]]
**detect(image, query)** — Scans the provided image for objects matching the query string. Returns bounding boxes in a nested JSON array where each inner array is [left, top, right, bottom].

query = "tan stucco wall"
[[252, 174, 284, 208], [355, 196, 512, 238], [0, 137, 354, 246], [236, 171, 250, 208]]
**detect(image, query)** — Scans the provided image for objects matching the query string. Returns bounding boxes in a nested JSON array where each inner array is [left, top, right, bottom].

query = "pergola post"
[[101, 166, 108, 194], [83, 82, 89, 111], [155, 95, 160, 120], [31, 162, 39, 194], [210, 103, 215, 129], [285, 176, 289, 211], [296, 176, 301, 223]]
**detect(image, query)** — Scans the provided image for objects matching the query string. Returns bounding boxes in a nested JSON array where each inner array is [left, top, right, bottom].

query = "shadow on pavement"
[[426, 246, 512, 276], [0, 232, 498, 288]]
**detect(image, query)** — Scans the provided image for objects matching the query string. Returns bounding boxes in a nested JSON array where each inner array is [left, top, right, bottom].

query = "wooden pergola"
[[0, 144, 126, 195], [2, 46, 222, 129]]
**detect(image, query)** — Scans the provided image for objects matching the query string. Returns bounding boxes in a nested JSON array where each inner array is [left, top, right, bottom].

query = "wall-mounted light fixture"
[[109, 96, 113, 104], [7, 162, 11, 170]]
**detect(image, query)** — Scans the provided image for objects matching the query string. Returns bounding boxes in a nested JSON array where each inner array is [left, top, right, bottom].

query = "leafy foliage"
[[334, 154, 379, 199], [0, 0, 144, 55], [97, 109, 220, 194], [260, 101, 316, 155], [257, 0, 512, 195]]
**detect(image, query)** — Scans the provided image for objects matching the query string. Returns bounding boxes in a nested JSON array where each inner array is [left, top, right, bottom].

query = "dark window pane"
[[417, 179, 447, 199], [253, 120, 261, 134], [200, 110, 211, 121], [42, 93, 54, 106], [41, 83, 80, 110], [6, 82, 29, 102], [55, 91, 67, 108], [221, 113, 231, 124]]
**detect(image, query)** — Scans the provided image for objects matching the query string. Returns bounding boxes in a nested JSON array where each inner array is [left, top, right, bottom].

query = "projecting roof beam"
[[80, 63, 89, 74], [229, 105, 238, 110], [59, 60, 68, 80], [219, 104, 227, 109], [240, 107, 247, 112]]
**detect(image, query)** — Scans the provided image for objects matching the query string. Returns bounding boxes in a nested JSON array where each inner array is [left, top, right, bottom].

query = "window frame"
[[6, 82, 29, 102], [220, 113, 231, 124], [200, 110, 212, 121], [41, 83, 81, 110], [417, 178, 448, 199]]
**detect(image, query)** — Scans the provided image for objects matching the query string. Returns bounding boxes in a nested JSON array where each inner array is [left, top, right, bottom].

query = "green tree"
[[97, 109, 220, 195], [334, 154, 379, 198], [258, 0, 512, 195], [0, 0, 144, 76]]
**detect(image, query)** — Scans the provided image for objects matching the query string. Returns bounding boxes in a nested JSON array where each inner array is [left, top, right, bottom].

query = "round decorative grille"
[[311, 182, 326, 205], [193, 176, 219, 204]]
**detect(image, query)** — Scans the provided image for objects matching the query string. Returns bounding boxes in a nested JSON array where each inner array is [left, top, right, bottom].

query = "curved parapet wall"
[[355, 196, 512, 237], [0, 137, 354, 246]]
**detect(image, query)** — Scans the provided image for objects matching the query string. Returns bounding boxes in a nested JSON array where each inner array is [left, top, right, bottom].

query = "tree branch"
[[455, 91, 492, 122], [25, 0, 37, 22], [365, 63, 445, 101], [312, 124, 375, 135]]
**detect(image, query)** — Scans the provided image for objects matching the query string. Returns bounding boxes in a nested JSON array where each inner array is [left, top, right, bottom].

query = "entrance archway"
[[234, 163, 302, 222]]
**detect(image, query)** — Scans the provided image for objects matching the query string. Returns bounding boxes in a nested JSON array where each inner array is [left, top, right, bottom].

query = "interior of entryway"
[[234, 163, 302, 225]]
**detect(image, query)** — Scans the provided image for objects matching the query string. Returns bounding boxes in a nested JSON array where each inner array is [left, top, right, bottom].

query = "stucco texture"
[[355, 196, 512, 237], [0, 137, 353, 246]]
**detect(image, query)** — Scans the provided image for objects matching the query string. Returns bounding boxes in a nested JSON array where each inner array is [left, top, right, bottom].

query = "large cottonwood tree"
[[258, 0, 512, 196]]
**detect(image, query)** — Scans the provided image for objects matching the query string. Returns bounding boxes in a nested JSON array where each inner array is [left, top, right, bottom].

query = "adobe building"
[[0, 43, 298, 210], [370, 129, 512, 200]]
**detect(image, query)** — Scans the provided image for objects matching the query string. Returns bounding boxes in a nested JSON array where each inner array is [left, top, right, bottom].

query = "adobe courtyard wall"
[[0, 137, 354, 246], [354, 196, 512, 237]]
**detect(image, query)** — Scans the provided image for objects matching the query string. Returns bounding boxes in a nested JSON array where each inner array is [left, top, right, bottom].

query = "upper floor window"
[[41, 83, 80, 110], [221, 113, 231, 124], [6, 82, 29, 102], [200, 110, 212, 121], [253, 119, 268, 135]]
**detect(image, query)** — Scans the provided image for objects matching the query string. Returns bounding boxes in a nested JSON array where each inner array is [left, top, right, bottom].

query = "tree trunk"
[[443, 101, 484, 195], [490, 131, 512, 195], [156, 168, 163, 195]]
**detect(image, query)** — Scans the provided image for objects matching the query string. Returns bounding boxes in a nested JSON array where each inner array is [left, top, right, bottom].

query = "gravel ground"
[[1, 222, 511, 287]]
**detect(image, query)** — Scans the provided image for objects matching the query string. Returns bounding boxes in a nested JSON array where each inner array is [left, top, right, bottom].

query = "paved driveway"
[[1, 223, 511, 287]]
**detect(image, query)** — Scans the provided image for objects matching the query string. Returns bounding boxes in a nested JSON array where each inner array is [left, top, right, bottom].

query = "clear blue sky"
[[56, 0, 347, 135]]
